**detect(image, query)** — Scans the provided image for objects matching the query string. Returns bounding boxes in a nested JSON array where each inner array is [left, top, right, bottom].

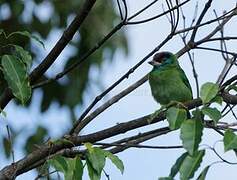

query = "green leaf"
[[0, 29, 3, 35], [166, 107, 187, 130], [87, 160, 101, 180], [86, 147, 106, 175], [201, 107, 221, 125], [103, 150, 124, 174], [3, 137, 11, 158], [49, 155, 83, 180], [24, 126, 47, 154], [169, 152, 188, 178], [200, 82, 219, 104], [65, 156, 83, 180], [49, 155, 68, 173], [12, 45, 32, 71], [179, 150, 205, 180], [180, 119, 203, 156], [223, 129, 237, 152], [197, 165, 210, 180], [7, 31, 45, 49], [1, 55, 31, 104], [84, 142, 94, 152], [210, 95, 223, 105], [192, 109, 203, 121]]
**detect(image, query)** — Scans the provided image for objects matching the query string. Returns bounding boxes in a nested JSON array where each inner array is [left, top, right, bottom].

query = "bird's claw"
[[167, 101, 188, 110], [148, 106, 166, 123]]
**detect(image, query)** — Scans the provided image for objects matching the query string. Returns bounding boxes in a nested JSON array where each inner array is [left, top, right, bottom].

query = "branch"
[[190, 0, 213, 41], [0, 0, 97, 109]]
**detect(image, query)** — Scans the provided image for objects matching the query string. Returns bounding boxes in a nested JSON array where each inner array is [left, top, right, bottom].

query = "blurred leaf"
[[166, 107, 187, 130], [223, 129, 237, 152], [7, 31, 45, 49], [201, 107, 221, 125], [197, 165, 210, 180], [179, 150, 205, 180], [1, 55, 31, 104], [3, 137, 11, 158], [24, 126, 47, 153], [40, 80, 65, 112], [0, 29, 4, 36], [31, 13, 51, 39], [200, 82, 219, 104], [180, 119, 203, 156], [10, 1, 24, 17]]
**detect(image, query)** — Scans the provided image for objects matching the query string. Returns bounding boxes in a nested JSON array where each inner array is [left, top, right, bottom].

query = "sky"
[[1, 0, 237, 179]]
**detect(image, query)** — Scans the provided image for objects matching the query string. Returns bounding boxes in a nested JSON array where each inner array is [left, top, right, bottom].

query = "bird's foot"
[[167, 101, 191, 118], [167, 101, 188, 110], [148, 106, 166, 123]]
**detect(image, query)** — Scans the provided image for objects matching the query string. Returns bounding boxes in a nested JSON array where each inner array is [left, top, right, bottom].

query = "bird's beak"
[[148, 61, 161, 66], [148, 61, 155, 66]]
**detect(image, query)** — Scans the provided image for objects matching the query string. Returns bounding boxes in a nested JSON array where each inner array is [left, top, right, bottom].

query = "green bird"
[[148, 52, 192, 106]]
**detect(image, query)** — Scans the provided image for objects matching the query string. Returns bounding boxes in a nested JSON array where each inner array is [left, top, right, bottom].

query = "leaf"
[[7, 31, 45, 49], [65, 156, 83, 180], [192, 108, 203, 121], [12, 45, 32, 71], [1, 55, 31, 104], [166, 107, 187, 130], [87, 160, 101, 180], [86, 147, 106, 175], [197, 165, 210, 180], [179, 150, 205, 180], [169, 152, 188, 178], [84, 142, 94, 152], [180, 119, 203, 156], [49, 155, 68, 173], [200, 82, 219, 104], [103, 150, 124, 174], [24, 126, 47, 154], [223, 129, 237, 152], [210, 95, 223, 105], [3, 137, 11, 158], [201, 107, 221, 125], [73, 156, 84, 180], [49, 155, 83, 180]]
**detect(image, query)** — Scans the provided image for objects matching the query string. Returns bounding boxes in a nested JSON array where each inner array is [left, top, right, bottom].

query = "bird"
[[148, 52, 193, 107]]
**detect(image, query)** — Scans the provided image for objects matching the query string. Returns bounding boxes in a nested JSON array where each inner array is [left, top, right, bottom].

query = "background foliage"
[[0, 0, 127, 160]]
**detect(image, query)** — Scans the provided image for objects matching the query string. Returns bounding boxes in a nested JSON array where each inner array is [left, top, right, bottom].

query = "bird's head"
[[148, 52, 177, 68]]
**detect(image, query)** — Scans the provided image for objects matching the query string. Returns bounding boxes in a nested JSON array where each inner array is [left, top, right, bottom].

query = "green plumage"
[[148, 52, 192, 105]]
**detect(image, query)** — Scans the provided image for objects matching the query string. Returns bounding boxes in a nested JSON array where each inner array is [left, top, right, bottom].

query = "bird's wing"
[[178, 67, 193, 97]]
